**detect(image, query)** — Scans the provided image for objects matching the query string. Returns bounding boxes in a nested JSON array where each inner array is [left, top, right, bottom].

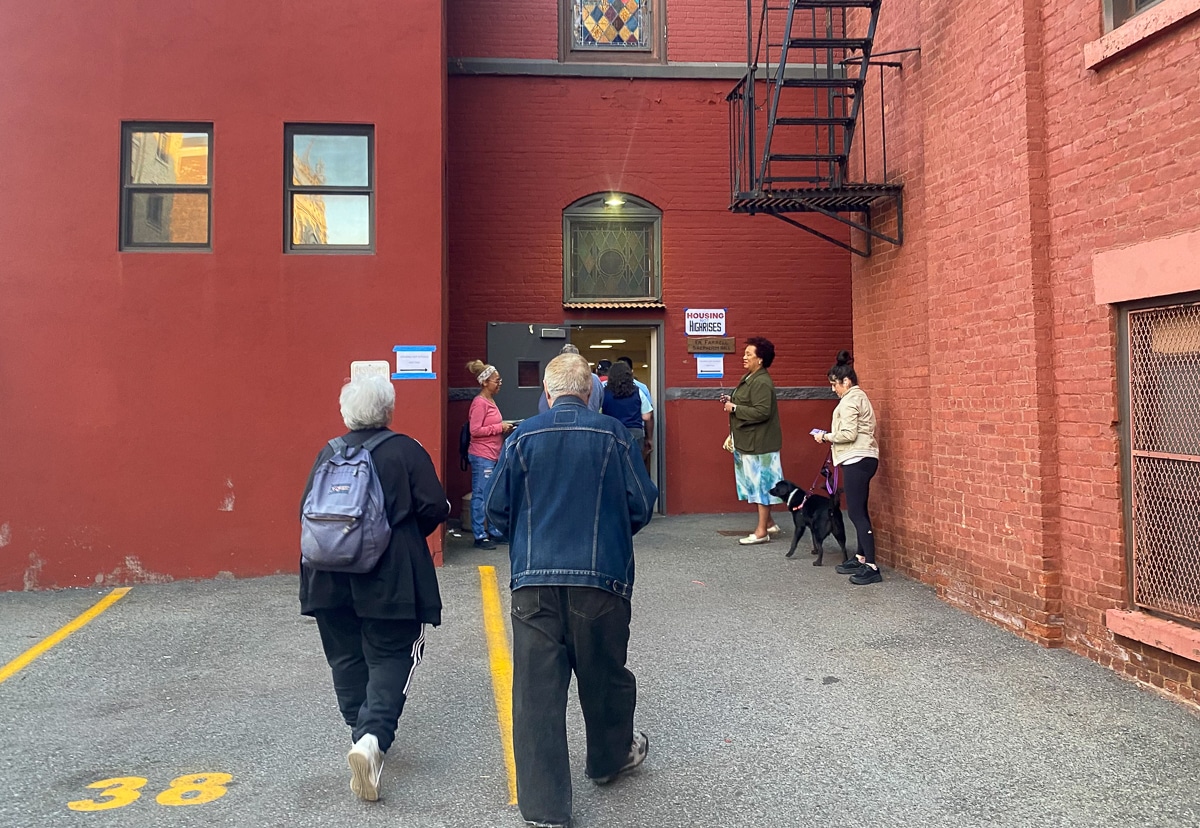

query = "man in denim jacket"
[[485, 352, 658, 828]]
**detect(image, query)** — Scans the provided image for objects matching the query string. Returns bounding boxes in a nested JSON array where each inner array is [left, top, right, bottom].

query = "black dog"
[[768, 479, 849, 566]]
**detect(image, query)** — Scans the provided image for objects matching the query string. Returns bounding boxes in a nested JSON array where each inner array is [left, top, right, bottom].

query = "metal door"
[[486, 322, 568, 422]]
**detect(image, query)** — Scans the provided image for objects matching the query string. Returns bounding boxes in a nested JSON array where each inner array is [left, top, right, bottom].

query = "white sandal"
[[738, 533, 771, 545]]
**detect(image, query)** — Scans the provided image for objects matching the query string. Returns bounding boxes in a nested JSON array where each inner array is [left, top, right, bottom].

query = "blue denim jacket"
[[484, 396, 658, 598]]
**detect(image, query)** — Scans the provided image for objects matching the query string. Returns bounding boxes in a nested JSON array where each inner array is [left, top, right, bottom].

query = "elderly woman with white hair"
[[466, 359, 514, 549], [299, 375, 449, 802]]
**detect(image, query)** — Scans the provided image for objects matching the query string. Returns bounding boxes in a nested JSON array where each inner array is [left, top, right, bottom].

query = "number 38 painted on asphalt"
[[68, 773, 233, 811]]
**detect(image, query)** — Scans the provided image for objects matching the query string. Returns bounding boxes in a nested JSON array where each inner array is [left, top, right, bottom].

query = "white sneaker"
[[347, 733, 384, 801]]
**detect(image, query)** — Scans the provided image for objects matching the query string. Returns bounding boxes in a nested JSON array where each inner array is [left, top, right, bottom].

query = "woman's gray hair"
[[543, 353, 593, 403], [340, 375, 395, 430]]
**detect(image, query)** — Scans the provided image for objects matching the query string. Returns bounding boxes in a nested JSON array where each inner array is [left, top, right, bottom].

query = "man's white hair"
[[544, 353, 592, 403], [340, 375, 395, 430]]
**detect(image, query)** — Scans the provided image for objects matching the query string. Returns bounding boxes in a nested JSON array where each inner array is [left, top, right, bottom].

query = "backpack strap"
[[360, 430, 400, 454], [327, 431, 398, 461]]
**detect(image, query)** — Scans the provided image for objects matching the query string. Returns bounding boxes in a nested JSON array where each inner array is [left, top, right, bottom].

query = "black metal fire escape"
[[728, 0, 912, 256]]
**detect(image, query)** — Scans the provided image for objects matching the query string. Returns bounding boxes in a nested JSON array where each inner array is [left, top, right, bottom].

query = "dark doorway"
[[486, 322, 569, 422]]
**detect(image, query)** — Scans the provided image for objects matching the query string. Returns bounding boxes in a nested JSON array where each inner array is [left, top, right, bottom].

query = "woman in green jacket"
[[722, 337, 784, 545]]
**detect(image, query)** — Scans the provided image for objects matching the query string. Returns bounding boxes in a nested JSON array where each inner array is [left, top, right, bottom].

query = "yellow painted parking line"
[[0, 587, 131, 685], [478, 566, 517, 805]]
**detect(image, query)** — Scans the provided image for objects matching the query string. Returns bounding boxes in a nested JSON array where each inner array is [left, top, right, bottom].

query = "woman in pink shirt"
[[466, 359, 514, 549]]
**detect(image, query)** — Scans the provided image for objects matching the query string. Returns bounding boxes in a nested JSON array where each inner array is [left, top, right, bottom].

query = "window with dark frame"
[[563, 193, 662, 303], [120, 123, 212, 250], [560, 0, 664, 63], [284, 125, 375, 254], [1106, 0, 1165, 30]]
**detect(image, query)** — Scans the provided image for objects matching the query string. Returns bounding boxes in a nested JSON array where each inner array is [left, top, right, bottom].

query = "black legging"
[[841, 457, 879, 564]]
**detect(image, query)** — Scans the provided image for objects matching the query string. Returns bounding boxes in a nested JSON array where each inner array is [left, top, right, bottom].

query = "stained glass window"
[[573, 0, 650, 49], [563, 194, 662, 303]]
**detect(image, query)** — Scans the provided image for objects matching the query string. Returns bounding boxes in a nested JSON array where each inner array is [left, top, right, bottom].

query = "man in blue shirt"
[[485, 353, 657, 828]]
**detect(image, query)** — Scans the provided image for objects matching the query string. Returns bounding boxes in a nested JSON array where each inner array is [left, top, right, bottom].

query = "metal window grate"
[[1128, 301, 1200, 624]]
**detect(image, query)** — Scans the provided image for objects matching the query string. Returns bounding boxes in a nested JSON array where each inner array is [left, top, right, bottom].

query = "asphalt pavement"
[[1, 513, 1197, 828]]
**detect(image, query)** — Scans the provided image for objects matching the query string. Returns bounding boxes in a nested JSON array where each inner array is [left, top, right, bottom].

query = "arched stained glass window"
[[563, 194, 662, 304]]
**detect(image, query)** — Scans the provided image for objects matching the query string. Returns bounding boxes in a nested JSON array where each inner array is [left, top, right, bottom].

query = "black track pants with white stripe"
[[314, 608, 425, 753]]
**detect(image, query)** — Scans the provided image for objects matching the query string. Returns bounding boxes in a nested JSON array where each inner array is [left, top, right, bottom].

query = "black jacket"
[[299, 427, 449, 624]]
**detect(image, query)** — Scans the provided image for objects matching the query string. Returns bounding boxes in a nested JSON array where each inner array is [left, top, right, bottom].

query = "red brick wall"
[[448, 0, 750, 63], [445, 75, 855, 513], [1042, 0, 1200, 704], [857, 0, 1200, 704]]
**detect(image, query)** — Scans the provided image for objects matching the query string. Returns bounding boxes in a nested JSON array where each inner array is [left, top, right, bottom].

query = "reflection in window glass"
[[146, 195, 164, 229], [291, 194, 370, 246], [128, 192, 209, 244], [121, 123, 212, 250], [128, 132, 209, 185], [291, 135, 369, 187], [285, 125, 374, 252]]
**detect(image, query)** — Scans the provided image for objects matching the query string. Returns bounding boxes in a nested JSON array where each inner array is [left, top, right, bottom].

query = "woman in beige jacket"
[[813, 350, 881, 585]]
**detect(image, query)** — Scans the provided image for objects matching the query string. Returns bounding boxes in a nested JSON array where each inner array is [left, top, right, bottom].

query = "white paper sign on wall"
[[696, 355, 724, 379], [684, 308, 726, 336], [392, 345, 437, 379], [350, 361, 392, 381]]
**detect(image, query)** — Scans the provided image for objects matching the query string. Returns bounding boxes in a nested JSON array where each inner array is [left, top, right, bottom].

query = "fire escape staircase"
[[728, 0, 911, 256]]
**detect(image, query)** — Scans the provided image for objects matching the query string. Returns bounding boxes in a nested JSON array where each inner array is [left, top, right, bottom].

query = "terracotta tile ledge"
[[1084, 0, 1200, 69], [1106, 608, 1200, 663]]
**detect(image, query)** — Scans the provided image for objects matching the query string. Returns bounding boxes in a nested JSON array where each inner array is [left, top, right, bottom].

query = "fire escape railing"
[[728, 0, 915, 257]]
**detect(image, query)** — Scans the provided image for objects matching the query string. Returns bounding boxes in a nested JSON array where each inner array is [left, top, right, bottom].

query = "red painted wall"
[[854, 0, 1200, 704], [0, 1, 447, 588], [667, 401, 840, 514], [444, 75, 854, 514]]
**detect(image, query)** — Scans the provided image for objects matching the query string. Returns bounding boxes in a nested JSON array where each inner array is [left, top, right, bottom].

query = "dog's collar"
[[786, 488, 807, 511]]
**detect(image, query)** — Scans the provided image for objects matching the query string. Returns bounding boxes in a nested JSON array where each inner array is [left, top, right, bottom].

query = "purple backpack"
[[300, 432, 397, 573]]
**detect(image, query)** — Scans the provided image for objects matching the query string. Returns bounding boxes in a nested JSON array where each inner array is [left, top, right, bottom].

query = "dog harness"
[[789, 450, 840, 511]]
